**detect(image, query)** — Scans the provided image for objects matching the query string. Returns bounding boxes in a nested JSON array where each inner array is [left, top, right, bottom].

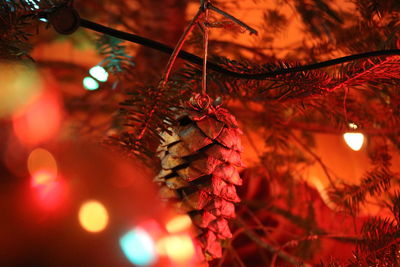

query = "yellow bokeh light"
[[156, 235, 195, 263], [348, 122, 358, 130], [32, 170, 55, 187], [78, 200, 109, 233], [165, 214, 192, 233], [0, 61, 42, 118], [165, 235, 195, 262], [27, 148, 58, 176]]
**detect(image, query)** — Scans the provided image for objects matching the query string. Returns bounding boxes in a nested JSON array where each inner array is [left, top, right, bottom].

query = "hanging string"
[[160, 6, 204, 87], [202, 1, 209, 96], [136, 5, 204, 142]]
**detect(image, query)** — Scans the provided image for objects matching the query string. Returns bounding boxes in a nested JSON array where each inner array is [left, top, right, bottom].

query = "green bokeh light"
[[83, 77, 99, 91], [89, 66, 109, 82]]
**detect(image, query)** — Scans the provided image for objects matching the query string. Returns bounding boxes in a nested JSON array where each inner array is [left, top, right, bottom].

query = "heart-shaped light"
[[343, 132, 365, 151]]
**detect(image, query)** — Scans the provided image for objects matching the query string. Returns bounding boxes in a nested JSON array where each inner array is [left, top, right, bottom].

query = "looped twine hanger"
[[189, 93, 211, 111]]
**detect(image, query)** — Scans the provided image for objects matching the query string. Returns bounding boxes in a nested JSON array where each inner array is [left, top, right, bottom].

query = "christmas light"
[[83, 77, 99, 90], [78, 201, 109, 233], [13, 90, 62, 145], [31, 170, 66, 211], [25, 0, 40, 10], [343, 132, 364, 151], [27, 148, 58, 177], [343, 123, 365, 151], [31, 170, 56, 187], [165, 214, 192, 233], [120, 227, 157, 266], [0, 61, 41, 118], [348, 122, 358, 130], [89, 66, 109, 82], [28, 147, 63, 210], [156, 235, 195, 263]]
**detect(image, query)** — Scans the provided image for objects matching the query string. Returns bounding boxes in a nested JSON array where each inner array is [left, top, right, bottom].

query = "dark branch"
[[207, 3, 258, 35]]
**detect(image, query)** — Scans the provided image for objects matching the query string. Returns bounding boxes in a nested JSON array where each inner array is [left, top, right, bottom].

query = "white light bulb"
[[89, 66, 109, 82], [343, 132, 365, 151]]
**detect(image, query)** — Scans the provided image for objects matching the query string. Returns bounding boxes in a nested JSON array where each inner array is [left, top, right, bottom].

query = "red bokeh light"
[[13, 90, 62, 146], [31, 170, 67, 211]]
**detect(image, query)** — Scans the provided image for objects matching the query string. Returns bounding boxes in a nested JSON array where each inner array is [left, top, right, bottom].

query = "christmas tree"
[[1, 0, 400, 266]]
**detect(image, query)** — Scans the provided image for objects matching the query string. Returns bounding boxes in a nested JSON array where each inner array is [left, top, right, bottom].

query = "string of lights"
[[78, 19, 400, 80]]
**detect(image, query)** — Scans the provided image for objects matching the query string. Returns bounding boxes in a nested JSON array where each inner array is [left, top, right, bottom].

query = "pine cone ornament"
[[155, 94, 243, 261]]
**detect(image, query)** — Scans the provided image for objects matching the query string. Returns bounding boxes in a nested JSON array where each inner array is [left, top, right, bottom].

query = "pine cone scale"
[[178, 124, 213, 152], [196, 116, 225, 139]]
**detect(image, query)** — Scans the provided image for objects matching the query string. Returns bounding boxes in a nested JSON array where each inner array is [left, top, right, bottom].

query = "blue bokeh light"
[[119, 227, 156, 266]]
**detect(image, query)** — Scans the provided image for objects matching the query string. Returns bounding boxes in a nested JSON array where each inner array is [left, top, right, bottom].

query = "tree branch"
[[327, 56, 400, 92], [288, 131, 337, 188], [235, 216, 312, 266], [207, 2, 258, 35]]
